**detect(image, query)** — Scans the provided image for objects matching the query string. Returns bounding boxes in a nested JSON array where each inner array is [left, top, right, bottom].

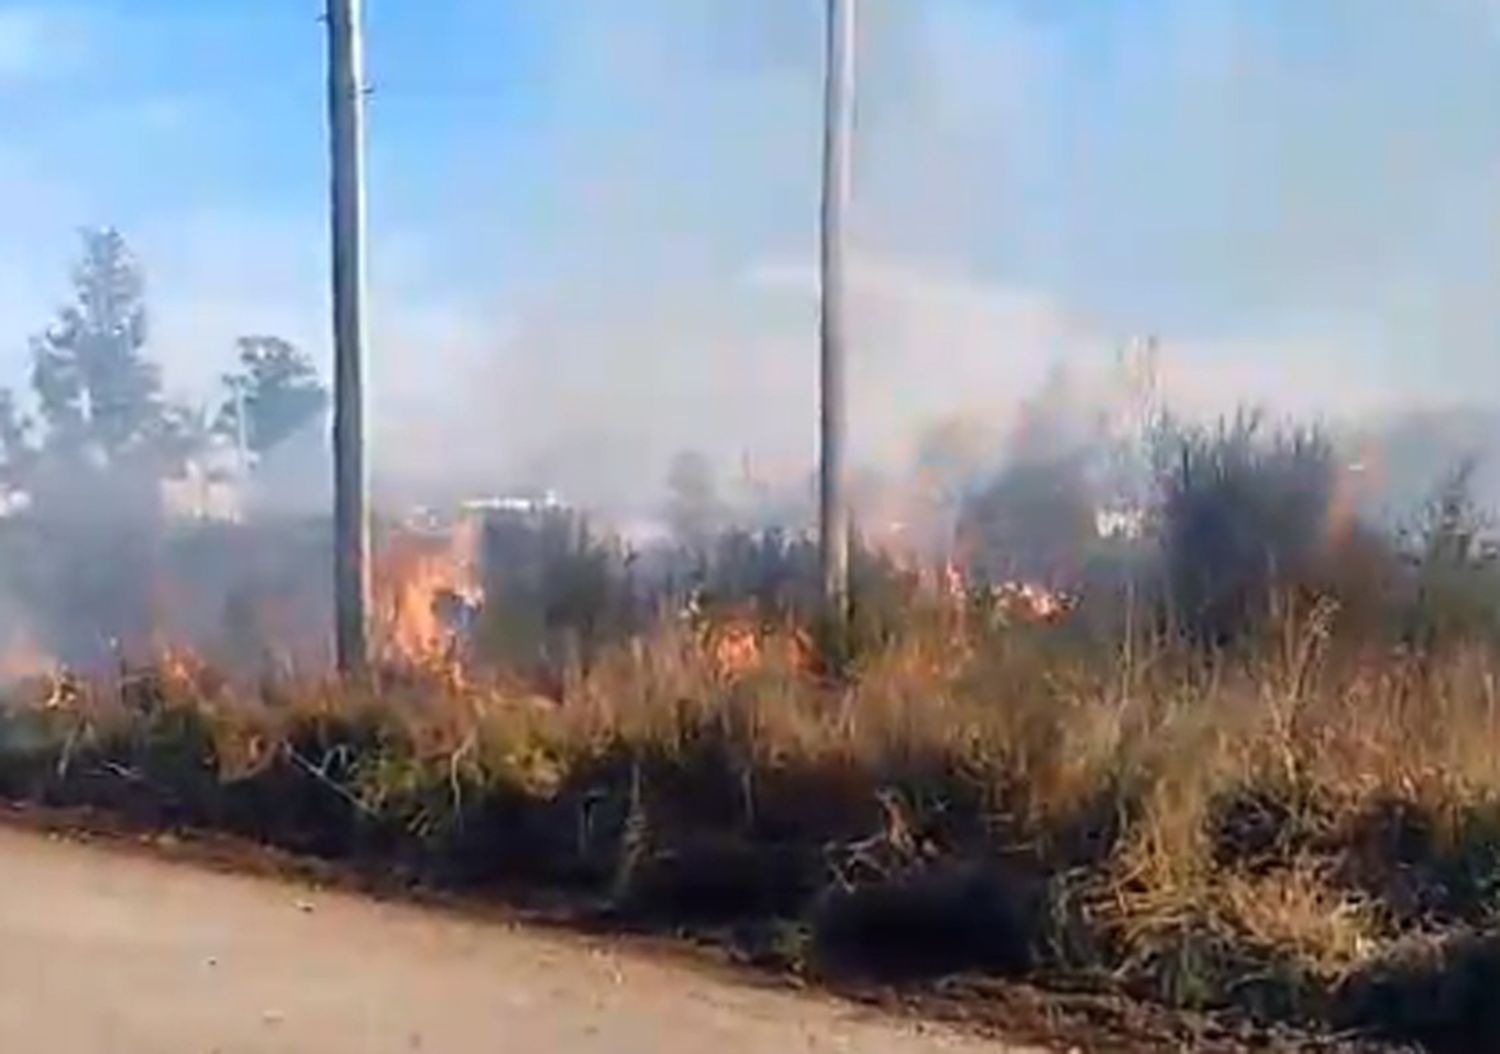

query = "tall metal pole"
[[819, 0, 856, 629], [327, 0, 371, 674]]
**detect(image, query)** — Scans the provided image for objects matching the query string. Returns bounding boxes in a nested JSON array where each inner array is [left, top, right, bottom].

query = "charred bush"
[[812, 861, 1047, 980], [1152, 413, 1343, 646]]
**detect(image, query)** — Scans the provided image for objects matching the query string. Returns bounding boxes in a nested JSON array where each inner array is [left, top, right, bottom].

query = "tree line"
[[0, 227, 328, 514]]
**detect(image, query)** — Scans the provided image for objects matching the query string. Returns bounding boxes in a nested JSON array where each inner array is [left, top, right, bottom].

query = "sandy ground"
[[0, 826, 1035, 1053]]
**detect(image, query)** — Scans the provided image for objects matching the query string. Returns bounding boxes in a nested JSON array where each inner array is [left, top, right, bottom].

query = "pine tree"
[[30, 228, 163, 464]]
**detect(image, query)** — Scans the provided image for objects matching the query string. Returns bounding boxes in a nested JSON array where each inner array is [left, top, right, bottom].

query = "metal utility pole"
[[327, 0, 372, 674], [819, 0, 856, 630]]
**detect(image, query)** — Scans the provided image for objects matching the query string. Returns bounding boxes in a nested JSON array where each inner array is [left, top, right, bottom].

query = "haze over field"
[[1, 0, 1499, 512]]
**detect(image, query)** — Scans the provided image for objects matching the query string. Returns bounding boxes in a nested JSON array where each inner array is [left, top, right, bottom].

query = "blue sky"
[[2, 1, 1499, 502]]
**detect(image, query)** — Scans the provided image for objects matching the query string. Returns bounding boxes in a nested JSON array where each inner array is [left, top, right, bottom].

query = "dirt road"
[[0, 826, 1029, 1053]]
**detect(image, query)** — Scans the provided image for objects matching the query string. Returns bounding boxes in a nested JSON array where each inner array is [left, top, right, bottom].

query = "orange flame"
[[695, 612, 817, 680], [920, 559, 1076, 630], [375, 516, 485, 669], [988, 580, 1077, 625]]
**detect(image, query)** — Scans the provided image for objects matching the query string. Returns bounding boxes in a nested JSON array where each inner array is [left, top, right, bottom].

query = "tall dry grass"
[[4, 596, 1500, 1045]]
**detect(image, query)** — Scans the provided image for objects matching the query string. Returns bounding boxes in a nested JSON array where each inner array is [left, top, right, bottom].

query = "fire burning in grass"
[[375, 516, 486, 669], [696, 616, 818, 680], [4, 566, 1500, 1049]]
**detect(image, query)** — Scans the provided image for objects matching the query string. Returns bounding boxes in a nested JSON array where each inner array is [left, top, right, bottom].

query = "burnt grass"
[[0, 680, 1482, 1053]]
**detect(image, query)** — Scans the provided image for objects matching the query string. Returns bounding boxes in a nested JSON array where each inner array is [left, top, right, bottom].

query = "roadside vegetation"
[[4, 232, 1500, 1050], [4, 418, 1500, 1052]]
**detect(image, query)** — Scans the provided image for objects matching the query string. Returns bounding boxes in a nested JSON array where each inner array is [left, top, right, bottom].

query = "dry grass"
[[3, 602, 1500, 1046]]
